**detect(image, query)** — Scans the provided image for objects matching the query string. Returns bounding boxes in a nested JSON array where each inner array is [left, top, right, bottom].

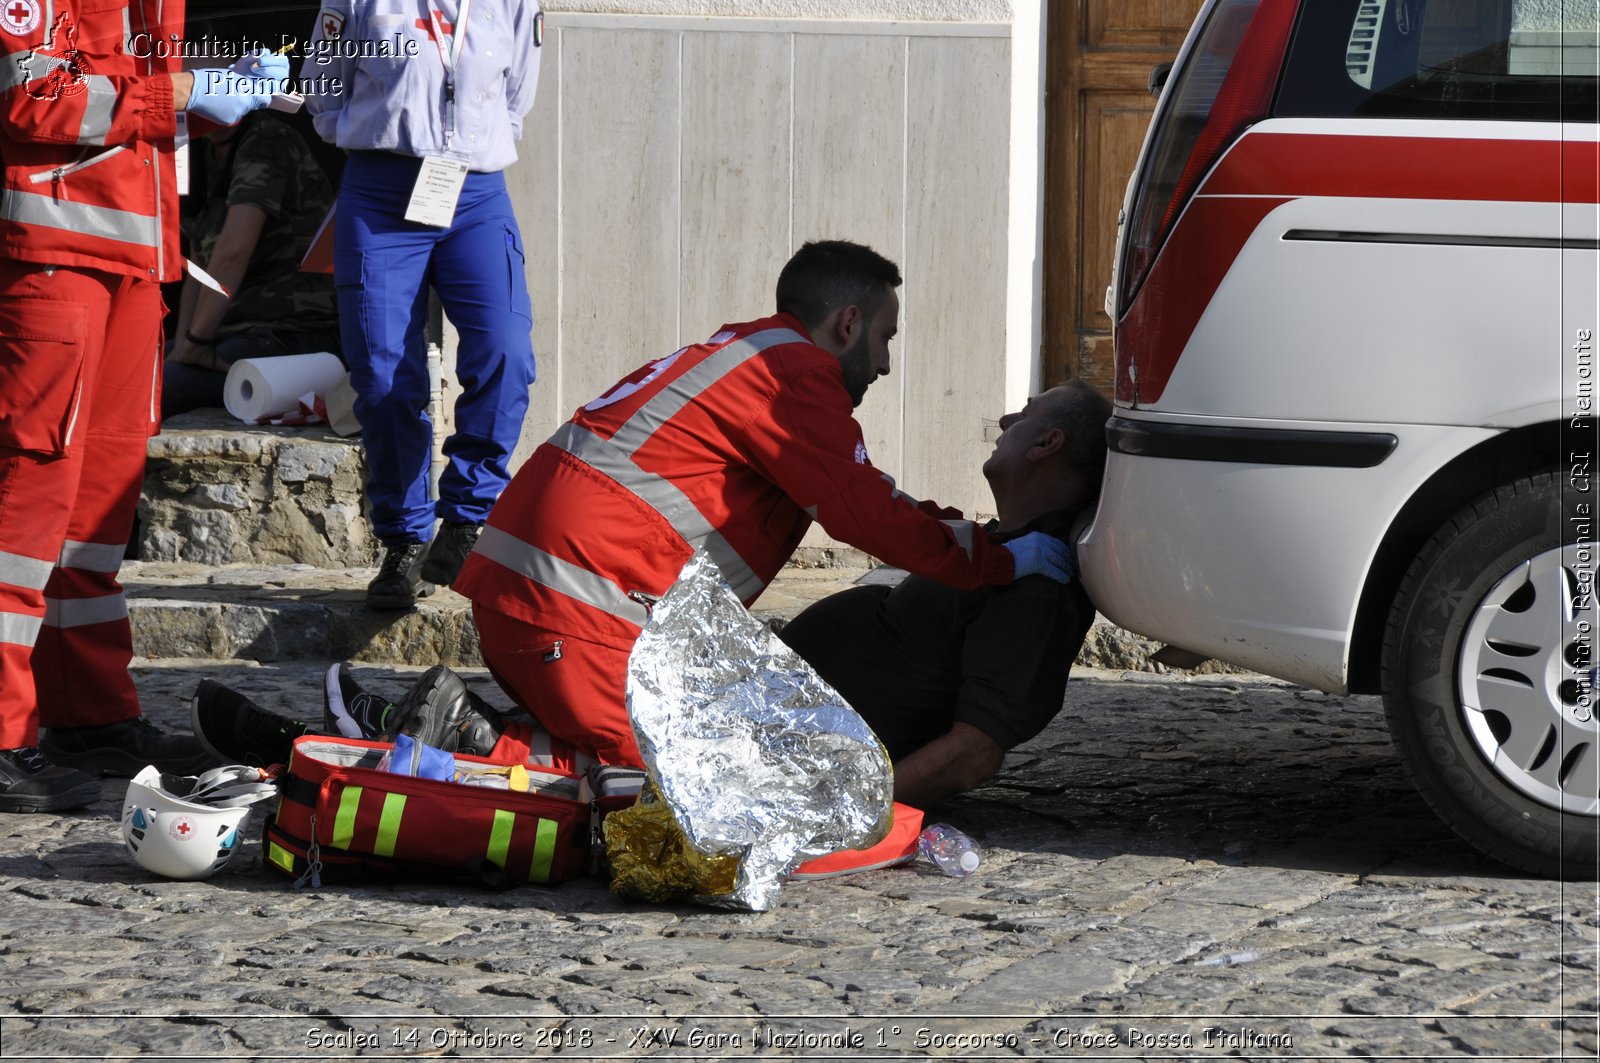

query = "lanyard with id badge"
[[404, 0, 473, 227]]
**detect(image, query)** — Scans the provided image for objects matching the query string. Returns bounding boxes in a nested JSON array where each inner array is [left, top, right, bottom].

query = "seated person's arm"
[[891, 722, 1003, 807], [168, 275, 200, 359], [170, 202, 268, 368]]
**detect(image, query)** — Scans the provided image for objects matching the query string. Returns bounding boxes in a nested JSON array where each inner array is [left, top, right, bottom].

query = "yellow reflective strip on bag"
[[267, 841, 296, 873], [528, 817, 557, 882], [486, 808, 515, 869], [332, 786, 362, 849], [374, 793, 407, 858]]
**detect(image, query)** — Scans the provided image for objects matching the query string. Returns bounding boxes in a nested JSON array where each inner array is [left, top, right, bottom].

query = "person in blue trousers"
[[305, 0, 542, 608]]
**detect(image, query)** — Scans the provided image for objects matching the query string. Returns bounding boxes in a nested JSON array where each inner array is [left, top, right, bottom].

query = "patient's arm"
[[891, 722, 1003, 807]]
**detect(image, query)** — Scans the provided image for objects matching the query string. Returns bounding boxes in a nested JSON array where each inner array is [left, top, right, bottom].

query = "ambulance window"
[[1277, 0, 1599, 122]]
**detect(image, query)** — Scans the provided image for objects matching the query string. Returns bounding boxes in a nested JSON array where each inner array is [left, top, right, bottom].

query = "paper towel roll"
[[224, 353, 346, 422]]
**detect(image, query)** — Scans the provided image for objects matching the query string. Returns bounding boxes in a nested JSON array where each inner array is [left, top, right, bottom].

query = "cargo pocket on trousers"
[[0, 298, 88, 456], [504, 225, 533, 324]]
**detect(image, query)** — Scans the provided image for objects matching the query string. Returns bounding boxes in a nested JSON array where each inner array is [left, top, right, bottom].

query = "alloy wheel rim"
[[1457, 544, 1599, 816]]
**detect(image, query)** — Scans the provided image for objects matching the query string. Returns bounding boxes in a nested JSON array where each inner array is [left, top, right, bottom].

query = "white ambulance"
[[1082, 0, 1599, 876]]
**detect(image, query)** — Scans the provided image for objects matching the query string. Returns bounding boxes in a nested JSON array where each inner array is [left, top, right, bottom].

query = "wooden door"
[[1042, 0, 1206, 390]]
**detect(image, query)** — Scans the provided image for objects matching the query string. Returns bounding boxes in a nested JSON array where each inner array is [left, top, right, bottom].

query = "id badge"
[[404, 155, 469, 227]]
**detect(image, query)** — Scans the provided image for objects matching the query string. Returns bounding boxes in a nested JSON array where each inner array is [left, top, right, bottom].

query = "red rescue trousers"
[[0, 262, 161, 748], [475, 604, 642, 770]]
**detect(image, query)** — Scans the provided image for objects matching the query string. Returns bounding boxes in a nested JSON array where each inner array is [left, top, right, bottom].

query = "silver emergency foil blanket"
[[622, 551, 893, 911]]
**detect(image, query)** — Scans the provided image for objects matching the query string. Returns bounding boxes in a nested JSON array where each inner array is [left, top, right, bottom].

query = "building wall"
[[445, 5, 1033, 526]]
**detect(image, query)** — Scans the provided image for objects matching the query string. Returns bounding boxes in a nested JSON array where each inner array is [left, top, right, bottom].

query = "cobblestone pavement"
[[1, 660, 1596, 1060]]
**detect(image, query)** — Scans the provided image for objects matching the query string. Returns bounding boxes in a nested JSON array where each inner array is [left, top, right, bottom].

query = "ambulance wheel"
[[1382, 472, 1599, 879]]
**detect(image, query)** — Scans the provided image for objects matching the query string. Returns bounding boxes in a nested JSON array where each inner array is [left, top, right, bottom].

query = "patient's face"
[[984, 392, 1046, 482]]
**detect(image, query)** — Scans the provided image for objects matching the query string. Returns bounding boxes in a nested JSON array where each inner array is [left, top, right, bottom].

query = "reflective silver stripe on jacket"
[[609, 329, 806, 459], [942, 519, 977, 560], [0, 188, 160, 248], [0, 611, 43, 647], [58, 539, 124, 573], [883, 471, 920, 506], [0, 49, 32, 92], [473, 526, 650, 628], [43, 594, 128, 628], [0, 550, 54, 591], [548, 423, 766, 602], [77, 75, 117, 144], [0, 49, 68, 93], [580, 327, 805, 598]]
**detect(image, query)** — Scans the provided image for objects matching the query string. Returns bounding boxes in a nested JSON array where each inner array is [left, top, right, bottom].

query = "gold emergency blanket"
[[608, 552, 893, 911]]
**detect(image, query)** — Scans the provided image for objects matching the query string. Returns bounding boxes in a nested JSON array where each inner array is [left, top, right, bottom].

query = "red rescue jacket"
[[0, 0, 185, 280], [456, 313, 1017, 648]]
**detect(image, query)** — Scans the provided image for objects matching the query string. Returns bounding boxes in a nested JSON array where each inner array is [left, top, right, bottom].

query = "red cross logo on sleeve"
[[3, 0, 40, 37], [318, 8, 344, 40]]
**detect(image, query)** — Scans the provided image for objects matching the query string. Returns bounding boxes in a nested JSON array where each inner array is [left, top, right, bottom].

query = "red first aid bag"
[[263, 735, 636, 888]]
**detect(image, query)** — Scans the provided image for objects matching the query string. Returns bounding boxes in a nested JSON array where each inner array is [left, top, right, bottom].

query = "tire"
[[1382, 472, 1599, 879]]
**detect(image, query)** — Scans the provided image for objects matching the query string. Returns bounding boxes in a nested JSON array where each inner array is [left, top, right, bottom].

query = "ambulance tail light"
[[1116, 0, 1300, 319]]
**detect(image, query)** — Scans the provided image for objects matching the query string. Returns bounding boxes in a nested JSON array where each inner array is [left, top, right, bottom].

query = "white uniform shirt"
[[303, 0, 541, 173]]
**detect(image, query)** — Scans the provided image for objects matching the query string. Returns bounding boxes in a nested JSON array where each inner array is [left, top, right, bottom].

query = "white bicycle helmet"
[[121, 764, 278, 880]]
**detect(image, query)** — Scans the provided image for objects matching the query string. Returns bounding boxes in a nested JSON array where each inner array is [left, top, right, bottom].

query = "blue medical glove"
[[231, 48, 290, 83], [185, 66, 283, 126], [1006, 531, 1075, 583]]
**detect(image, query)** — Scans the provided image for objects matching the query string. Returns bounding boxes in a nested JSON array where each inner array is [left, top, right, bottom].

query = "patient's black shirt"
[[778, 506, 1094, 762]]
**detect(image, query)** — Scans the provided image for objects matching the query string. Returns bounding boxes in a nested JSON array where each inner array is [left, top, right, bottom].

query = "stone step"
[[122, 561, 1203, 674], [138, 412, 376, 569], [121, 561, 878, 668]]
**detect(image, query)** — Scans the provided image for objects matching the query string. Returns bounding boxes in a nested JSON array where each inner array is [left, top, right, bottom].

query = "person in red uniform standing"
[[451, 240, 1074, 770], [0, 2, 287, 812]]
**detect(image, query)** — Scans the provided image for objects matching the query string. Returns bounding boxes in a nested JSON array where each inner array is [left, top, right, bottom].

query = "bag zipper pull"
[[291, 813, 323, 889]]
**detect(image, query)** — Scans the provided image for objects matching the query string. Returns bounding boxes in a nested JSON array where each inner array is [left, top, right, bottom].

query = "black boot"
[[420, 521, 483, 587], [0, 747, 101, 813], [367, 540, 433, 610], [40, 717, 216, 776], [384, 665, 506, 757]]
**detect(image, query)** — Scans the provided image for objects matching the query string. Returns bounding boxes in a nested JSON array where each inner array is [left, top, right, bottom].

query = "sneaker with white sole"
[[322, 664, 395, 740]]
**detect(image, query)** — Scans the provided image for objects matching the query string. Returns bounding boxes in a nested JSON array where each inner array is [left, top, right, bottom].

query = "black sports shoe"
[[190, 680, 310, 768], [419, 521, 483, 587], [384, 665, 506, 757], [40, 716, 216, 776], [323, 663, 395, 739], [367, 540, 434, 610], [0, 747, 101, 813]]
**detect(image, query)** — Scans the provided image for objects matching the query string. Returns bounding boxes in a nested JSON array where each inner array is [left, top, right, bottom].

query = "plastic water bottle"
[[918, 823, 981, 878]]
